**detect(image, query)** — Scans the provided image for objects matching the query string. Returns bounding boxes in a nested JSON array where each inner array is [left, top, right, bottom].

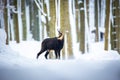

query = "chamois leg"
[[45, 50, 49, 59], [37, 48, 46, 59], [58, 50, 61, 59], [54, 50, 58, 59]]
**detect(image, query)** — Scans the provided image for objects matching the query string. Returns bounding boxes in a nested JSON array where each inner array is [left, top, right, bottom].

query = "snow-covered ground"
[[0, 29, 120, 80]]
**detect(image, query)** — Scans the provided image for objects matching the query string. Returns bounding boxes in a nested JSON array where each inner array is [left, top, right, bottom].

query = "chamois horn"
[[57, 29, 62, 34]]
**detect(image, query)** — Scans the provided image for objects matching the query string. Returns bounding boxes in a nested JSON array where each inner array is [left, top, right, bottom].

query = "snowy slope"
[[0, 59, 120, 80], [0, 29, 120, 80]]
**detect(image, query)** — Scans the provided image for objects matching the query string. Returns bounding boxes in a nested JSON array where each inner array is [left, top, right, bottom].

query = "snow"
[[41, 15, 46, 23], [0, 28, 120, 80]]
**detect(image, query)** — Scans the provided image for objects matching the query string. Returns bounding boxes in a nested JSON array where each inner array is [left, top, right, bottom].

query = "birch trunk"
[[61, 0, 73, 59]]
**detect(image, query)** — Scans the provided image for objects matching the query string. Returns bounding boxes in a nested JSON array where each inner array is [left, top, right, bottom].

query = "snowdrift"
[[0, 29, 120, 80]]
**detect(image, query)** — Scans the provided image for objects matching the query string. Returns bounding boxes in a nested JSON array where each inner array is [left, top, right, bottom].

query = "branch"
[[34, 0, 47, 16]]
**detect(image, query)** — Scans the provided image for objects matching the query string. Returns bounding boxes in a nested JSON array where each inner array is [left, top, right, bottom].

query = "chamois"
[[36, 30, 64, 59]]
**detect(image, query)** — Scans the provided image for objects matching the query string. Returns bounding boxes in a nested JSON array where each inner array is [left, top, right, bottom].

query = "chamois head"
[[57, 29, 64, 40]]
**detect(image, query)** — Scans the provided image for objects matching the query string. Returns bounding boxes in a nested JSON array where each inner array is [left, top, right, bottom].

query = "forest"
[[0, 0, 120, 80], [0, 0, 120, 59]]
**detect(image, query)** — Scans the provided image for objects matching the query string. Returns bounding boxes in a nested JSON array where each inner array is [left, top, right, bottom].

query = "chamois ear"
[[57, 29, 64, 40], [57, 29, 62, 34], [57, 29, 62, 36]]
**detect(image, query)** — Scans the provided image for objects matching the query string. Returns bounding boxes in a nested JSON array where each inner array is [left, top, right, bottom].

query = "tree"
[[49, 0, 56, 37], [98, 0, 101, 28], [78, 0, 85, 53], [25, 0, 31, 40], [75, 0, 80, 43], [85, 0, 90, 53], [60, 0, 73, 59], [29, 0, 39, 41], [21, 0, 27, 40], [49, 0, 56, 59], [86, 0, 89, 28], [94, 0, 99, 42], [111, 0, 120, 53], [0, 0, 5, 29], [13, 0, 20, 43], [4, 0, 9, 44], [104, 0, 110, 50]]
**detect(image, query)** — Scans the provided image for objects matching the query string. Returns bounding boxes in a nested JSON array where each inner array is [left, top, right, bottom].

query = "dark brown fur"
[[36, 30, 64, 59]]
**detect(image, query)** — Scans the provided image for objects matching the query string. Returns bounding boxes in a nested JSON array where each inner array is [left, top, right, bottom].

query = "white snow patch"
[[0, 29, 120, 80], [9, 41, 45, 60], [78, 42, 120, 60], [0, 29, 6, 44], [41, 15, 46, 23]]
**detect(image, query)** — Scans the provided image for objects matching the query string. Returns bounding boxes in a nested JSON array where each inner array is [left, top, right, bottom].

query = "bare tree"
[[21, 0, 27, 40], [111, 0, 120, 53], [75, 0, 80, 43], [104, 0, 110, 50], [13, 0, 20, 43], [78, 0, 85, 53], [94, 0, 99, 42], [3, 0, 9, 44], [49, 0, 56, 59], [61, 0, 73, 59]]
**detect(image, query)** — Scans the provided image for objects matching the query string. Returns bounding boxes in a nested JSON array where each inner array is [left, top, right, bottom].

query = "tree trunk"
[[75, 9, 80, 42], [4, 0, 9, 44], [25, 0, 30, 40], [111, 0, 120, 53], [43, 1, 50, 37], [49, 0, 56, 37], [49, 0, 56, 59], [104, 0, 110, 50], [13, 0, 20, 43], [21, 0, 27, 40], [78, 0, 85, 53], [34, 2, 39, 41], [17, 0, 23, 41], [85, 0, 90, 53], [61, 0, 73, 59], [95, 0, 99, 42], [29, 0, 39, 41], [110, 21, 114, 50], [99, 0, 101, 28], [75, 0, 80, 43], [86, 0, 89, 28]]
